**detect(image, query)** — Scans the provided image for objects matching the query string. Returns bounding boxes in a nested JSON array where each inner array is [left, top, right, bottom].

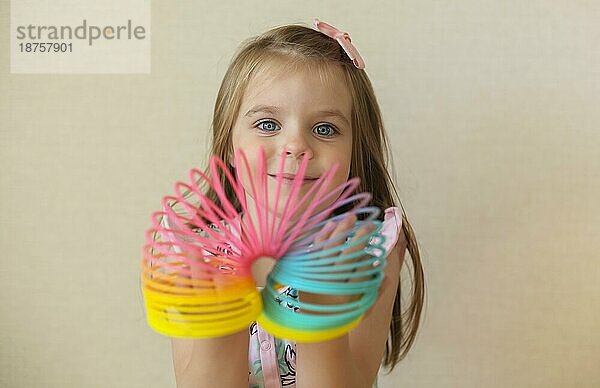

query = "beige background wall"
[[1, 1, 599, 387]]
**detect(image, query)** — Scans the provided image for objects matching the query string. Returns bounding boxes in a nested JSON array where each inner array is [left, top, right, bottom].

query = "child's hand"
[[298, 213, 384, 313]]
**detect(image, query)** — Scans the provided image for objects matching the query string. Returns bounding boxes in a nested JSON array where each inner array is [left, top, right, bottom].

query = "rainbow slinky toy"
[[140, 148, 387, 342]]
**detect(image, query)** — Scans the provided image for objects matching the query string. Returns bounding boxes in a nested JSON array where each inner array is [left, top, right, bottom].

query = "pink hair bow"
[[313, 18, 365, 69]]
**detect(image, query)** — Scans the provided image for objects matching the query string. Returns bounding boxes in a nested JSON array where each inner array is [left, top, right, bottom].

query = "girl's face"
[[231, 62, 353, 216]]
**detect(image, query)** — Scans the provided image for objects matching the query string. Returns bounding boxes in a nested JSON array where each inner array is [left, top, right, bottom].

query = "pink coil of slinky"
[[140, 147, 387, 342]]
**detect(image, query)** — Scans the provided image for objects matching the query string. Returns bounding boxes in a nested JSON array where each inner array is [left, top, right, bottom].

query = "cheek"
[[231, 128, 243, 151], [334, 150, 352, 181], [231, 129, 262, 155], [333, 166, 351, 186], [231, 131, 259, 166], [320, 159, 351, 199]]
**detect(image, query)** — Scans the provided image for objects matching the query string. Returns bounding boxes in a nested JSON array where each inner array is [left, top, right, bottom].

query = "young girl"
[[168, 19, 424, 388]]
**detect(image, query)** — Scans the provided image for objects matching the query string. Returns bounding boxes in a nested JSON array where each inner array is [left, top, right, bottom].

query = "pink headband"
[[313, 18, 365, 69]]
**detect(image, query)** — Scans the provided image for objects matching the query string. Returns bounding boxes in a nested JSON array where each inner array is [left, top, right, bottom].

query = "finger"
[[309, 213, 353, 258], [317, 214, 359, 282], [172, 255, 196, 289], [300, 214, 365, 307], [341, 221, 374, 258], [341, 221, 375, 283], [362, 275, 388, 320], [319, 213, 357, 256], [162, 237, 193, 289], [190, 256, 205, 289], [329, 213, 356, 243], [299, 215, 356, 306], [313, 220, 337, 244], [175, 249, 211, 290], [160, 225, 197, 290]]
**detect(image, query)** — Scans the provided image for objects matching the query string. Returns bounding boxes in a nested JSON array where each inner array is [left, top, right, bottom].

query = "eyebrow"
[[244, 104, 350, 127]]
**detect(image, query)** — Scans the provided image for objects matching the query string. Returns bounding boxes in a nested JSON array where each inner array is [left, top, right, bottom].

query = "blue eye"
[[313, 124, 337, 137], [256, 120, 280, 133]]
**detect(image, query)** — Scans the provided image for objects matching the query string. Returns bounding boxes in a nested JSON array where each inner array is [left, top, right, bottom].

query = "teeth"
[[267, 174, 315, 181]]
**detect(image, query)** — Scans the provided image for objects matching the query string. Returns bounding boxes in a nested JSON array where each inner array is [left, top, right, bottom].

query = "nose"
[[282, 133, 314, 160]]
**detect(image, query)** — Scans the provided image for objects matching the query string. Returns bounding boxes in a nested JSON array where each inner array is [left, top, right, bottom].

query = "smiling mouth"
[[267, 173, 318, 184]]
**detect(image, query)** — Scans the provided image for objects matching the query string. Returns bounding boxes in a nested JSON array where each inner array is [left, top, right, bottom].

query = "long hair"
[[176, 22, 425, 372]]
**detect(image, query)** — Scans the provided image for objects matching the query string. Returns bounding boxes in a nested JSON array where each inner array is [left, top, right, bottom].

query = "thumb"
[[251, 256, 277, 288]]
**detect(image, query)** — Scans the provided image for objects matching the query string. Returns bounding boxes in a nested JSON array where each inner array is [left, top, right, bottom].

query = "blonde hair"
[[182, 22, 425, 372]]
